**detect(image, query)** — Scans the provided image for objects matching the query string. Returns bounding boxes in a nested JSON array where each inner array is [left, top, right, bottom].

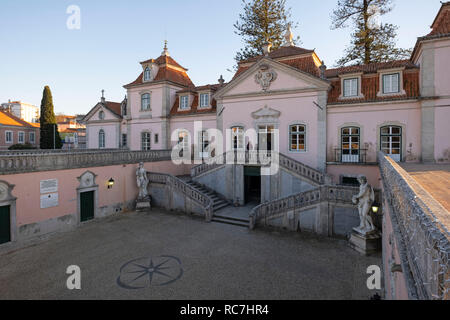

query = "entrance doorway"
[[0, 205, 11, 244], [244, 166, 261, 204], [80, 191, 95, 222]]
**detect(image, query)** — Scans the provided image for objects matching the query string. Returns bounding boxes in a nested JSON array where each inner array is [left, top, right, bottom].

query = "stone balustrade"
[[148, 172, 214, 221], [191, 151, 327, 185], [249, 185, 358, 229], [0, 149, 172, 175], [379, 152, 450, 300]]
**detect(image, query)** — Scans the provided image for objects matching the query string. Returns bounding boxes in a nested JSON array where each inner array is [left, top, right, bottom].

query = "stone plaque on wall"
[[40, 179, 58, 194], [40, 193, 59, 209]]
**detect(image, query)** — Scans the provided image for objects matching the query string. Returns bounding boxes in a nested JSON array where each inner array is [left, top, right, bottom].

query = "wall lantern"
[[107, 178, 115, 189], [372, 203, 380, 214]]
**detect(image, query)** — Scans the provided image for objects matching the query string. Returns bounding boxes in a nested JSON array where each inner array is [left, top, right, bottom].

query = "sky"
[[0, 0, 442, 116]]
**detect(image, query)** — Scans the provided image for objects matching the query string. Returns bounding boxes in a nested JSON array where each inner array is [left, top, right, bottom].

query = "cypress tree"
[[234, 0, 300, 63], [39, 86, 62, 149], [331, 0, 411, 66]]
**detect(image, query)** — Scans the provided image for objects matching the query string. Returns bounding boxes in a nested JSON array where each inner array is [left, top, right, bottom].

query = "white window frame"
[[382, 73, 400, 94], [141, 132, 151, 151], [141, 93, 151, 111], [289, 124, 306, 152], [29, 132, 35, 144], [199, 93, 210, 109], [5, 131, 13, 144], [339, 73, 364, 100], [99, 129, 106, 149], [179, 95, 189, 110], [381, 125, 402, 162], [143, 67, 151, 82], [231, 126, 244, 151], [341, 127, 360, 163], [18, 131, 25, 144], [378, 69, 406, 97]]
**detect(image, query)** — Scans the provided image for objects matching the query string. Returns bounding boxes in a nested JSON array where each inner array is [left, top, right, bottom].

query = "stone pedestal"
[[349, 230, 381, 255], [136, 196, 151, 212]]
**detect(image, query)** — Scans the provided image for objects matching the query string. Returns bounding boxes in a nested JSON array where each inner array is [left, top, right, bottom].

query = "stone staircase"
[[211, 214, 250, 228], [185, 180, 230, 212]]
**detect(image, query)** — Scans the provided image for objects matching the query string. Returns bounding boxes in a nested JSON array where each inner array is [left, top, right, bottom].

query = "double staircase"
[[185, 180, 249, 228]]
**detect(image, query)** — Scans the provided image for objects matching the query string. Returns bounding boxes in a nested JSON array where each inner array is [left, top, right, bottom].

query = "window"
[[343, 78, 358, 97], [231, 127, 244, 151], [178, 130, 189, 156], [141, 132, 151, 150], [341, 127, 360, 162], [99, 111, 105, 120], [381, 126, 402, 162], [29, 132, 35, 144], [200, 93, 210, 108], [122, 134, 127, 148], [5, 131, 13, 144], [18, 131, 25, 144], [144, 67, 151, 81], [258, 125, 275, 151], [99, 129, 105, 148], [382, 73, 400, 94], [141, 93, 151, 111], [290, 124, 306, 152], [179, 96, 189, 110], [198, 130, 210, 158], [122, 104, 127, 116], [154, 134, 159, 144]]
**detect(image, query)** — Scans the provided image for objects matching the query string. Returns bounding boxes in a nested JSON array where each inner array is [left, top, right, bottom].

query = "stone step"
[[213, 214, 250, 224], [211, 217, 249, 228], [213, 202, 230, 211]]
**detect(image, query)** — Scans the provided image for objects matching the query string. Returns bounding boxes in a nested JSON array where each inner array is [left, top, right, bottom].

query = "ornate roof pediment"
[[251, 105, 281, 119]]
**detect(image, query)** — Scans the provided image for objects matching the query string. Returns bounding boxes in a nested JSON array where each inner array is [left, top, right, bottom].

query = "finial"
[[162, 40, 170, 56], [262, 40, 272, 56], [282, 24, 294, 47], [101, 89, 105, 103], [218, 75, 225, 85], [319, 61, 327, 79]]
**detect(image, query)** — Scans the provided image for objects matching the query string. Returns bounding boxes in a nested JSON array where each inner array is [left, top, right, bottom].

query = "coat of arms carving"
[[255, 65, 277, 91]]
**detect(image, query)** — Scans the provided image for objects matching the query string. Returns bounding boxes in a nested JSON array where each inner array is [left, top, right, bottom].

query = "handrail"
[[191, 151, 328, 185], [148, 172, 214, 221], [0, 149, 172, 175], [249, 185, 358, 229]]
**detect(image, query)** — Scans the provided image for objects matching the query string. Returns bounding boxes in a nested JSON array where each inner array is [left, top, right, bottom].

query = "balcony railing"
[[333, 148, 368, 164]]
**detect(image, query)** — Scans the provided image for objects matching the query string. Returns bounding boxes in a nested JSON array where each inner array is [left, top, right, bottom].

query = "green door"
[[0, 206, 11, 245], [80, 191, 95, 222]]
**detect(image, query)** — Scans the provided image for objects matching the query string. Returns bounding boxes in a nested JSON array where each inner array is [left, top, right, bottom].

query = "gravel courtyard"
[[0, 209, 381, 300]]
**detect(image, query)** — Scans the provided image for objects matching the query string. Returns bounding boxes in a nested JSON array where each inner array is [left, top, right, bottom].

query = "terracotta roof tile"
[[124, 66, 194, 88], [325, 60, 418, 78], [103, 101, 122, 117], [240, 46, 314, 63], [169, 94, 217, 117], [0, 110, 38, 128], [429, 2, 450, 36]]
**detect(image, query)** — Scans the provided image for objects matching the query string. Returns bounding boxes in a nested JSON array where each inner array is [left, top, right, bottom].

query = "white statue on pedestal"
[[136, 162, 149, 199], [352, 175, 376, 236]]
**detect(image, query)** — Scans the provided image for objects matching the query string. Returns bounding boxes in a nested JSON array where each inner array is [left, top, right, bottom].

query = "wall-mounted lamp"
[[372, 204, 380, 214], [107, 178, 115, 189]]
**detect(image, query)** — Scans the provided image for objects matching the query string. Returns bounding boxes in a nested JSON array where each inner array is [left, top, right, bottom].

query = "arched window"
[[231, 126, 244, 151], [99, 129, 105, 149], [289, 124, 306, 152], [143, 67, 151, 81], [381, 126, 402, 162], [341, 127, 360, 162], [141, 93, 151, 111], [99, 110, 105, 120]]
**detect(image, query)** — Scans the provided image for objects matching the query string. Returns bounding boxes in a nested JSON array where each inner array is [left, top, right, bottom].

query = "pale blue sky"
[[0, 0, 441, 115]]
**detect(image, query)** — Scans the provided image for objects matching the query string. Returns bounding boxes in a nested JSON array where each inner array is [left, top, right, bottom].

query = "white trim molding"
[[338, 73, 364, 100], [377, 68, 407, 97]]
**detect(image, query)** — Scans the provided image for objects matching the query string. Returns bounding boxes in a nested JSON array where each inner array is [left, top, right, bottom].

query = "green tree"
[[331, 0, 411, 66], [39, 86, 62, 149], [234, 0, 299, 63]]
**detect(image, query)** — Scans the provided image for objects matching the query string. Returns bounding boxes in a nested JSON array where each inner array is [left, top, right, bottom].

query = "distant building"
[[1, 101, 39, 124], [56, 114, 86, 149], [0, 110, 40, 150]]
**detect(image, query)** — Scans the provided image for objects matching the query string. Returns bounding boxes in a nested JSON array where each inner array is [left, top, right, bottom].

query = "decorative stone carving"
[[255, 65, 277, 91], [0, 181, 16, 202], [349, 175, 381, 255], [352, 175, 376, 236], [282, 24, 294, 47], [78, 171, 97, 188], [251, 105, 281, 120], [136, 162, 151, 211]]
